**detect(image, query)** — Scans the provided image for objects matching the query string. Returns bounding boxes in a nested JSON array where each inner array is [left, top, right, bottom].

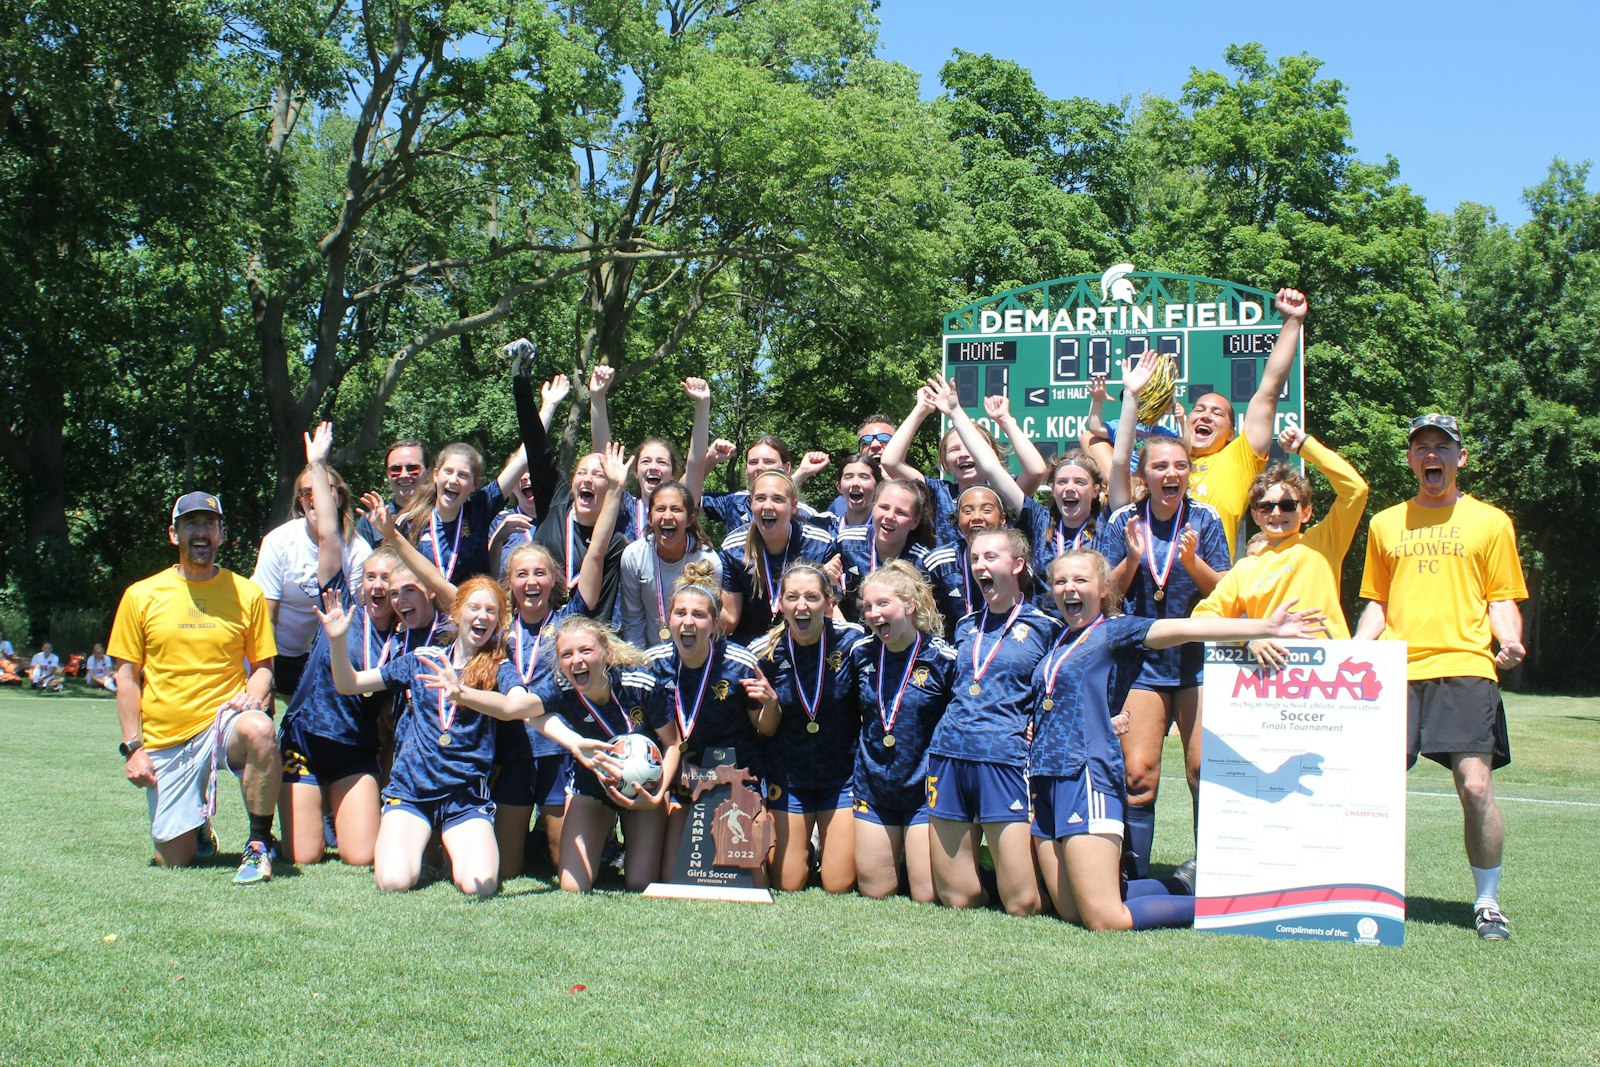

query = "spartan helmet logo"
[[1100, 262, 1138, 304]]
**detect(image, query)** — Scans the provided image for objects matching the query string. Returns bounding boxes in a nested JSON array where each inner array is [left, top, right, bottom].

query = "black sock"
[[248, 813, 274, 844]]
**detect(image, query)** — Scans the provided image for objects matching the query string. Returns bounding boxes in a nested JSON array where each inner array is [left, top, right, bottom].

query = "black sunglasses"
[[1253, 497, 1301, 514], [859, 432, 893, 445]]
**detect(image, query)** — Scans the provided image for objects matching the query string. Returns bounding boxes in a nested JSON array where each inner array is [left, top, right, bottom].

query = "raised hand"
[[588, 364, 614, 396], [706, 438, 738, 466], [797, 450, 831, 480], [681, 377, 711, 403], [315, 588, 353, 640], [359, 490, 397, 541], [983, 393, 1012, 423], [922, 376, 957, 415], [1278, 424, 1306, 454], [1089, 372, 1109, 404], [1118, 354, 1160, 398], [1177, 525, 1199, 567], [1275, 287, 1308, 323], [304, 421, 334, 465], [416, 649, 463, 703], [1124, 516, 1147, 558], [600, 441, 634, 486], [541, 373, 572, 409]]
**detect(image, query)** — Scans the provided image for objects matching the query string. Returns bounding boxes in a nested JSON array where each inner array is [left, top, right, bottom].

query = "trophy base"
[[642, 882, 774, 904]]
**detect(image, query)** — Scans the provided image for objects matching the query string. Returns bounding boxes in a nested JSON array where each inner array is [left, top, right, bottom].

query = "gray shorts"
[[145, 706, 263, 843], [1406, 677, 1511, 771]]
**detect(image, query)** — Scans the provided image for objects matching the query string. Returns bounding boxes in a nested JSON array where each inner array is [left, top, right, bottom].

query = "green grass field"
[[3, 689, 1596, 1065]]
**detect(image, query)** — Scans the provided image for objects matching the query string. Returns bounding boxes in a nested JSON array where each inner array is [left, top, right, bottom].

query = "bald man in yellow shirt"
[[1356, 413, 1527, 941]]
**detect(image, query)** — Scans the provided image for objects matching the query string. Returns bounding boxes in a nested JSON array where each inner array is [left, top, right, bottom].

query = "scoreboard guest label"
[[1193, 640, 1408, 947], [941, 266, 1304, 463]]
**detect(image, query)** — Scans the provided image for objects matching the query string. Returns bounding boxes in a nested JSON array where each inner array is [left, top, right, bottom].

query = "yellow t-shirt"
[[1359, 495, 1527, 681], [1189, 432, 1267, 558], [1194, 540, 1351, 639], [108, 567, 277, 749]]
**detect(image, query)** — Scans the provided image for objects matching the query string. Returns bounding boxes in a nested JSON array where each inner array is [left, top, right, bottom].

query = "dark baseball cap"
[[171, 491, 224, 523], [1408, 413, 1462, 445]]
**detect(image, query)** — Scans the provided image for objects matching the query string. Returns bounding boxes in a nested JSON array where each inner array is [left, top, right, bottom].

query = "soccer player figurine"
[[1356, 413, 1528, 940], [107, 492, 282, 884]]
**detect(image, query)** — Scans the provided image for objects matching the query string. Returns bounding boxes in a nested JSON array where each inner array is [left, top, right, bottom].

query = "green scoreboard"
[[941, 267, 1302, 466]]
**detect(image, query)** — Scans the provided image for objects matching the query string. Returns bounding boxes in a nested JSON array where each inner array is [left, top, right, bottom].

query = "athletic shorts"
[[491, 753, 573, 808], [1408, 677, 1512, 770], [852, 797, 929, 828], [145, 706, 261, 844], [280, 723, 380, 788], [381, 788, 495, 832], [925, 755, 1030, 825], [274, 653, 310, 698], [1030, 772, 1124, 840], [764, 781, 852, 815]]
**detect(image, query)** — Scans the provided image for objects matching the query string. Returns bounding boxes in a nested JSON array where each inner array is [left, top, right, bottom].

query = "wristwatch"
[[119, 738, 144, 759]]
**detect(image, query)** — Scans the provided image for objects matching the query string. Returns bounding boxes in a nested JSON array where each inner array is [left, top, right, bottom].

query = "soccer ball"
[[609, 733, 663, 799]]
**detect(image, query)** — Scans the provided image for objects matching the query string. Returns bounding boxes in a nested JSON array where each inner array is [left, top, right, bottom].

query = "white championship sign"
[[1194, 640, 1407, 946]]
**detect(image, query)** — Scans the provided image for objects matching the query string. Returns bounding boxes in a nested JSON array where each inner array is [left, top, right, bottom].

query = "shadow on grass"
[[1405, 895, 1473, 931]]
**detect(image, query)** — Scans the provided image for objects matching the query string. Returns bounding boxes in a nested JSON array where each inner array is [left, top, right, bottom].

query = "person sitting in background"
[[30, 641, 64, 692], [0, 629, 19, 684], [86, 643, 117, 692]]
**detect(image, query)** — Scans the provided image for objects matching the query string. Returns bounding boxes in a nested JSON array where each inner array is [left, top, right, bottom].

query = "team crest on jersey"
[[712, 680, 730, 700], [542, 626, 555, 639], [828, 651, 844, 672], [912, 666, 930, 687], [1012, 623, 1032, 642], [630, 707, 645, 725]]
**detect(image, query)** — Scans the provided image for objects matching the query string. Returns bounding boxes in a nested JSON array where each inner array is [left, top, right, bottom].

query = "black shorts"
[[274, 653, 311, 697], [1407, 677, 1511, 770]]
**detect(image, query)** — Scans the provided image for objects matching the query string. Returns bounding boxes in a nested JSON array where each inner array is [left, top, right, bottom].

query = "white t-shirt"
[[251, 518, 371, 657], [87, 653, 114, 680], [30, 651, 60, 681], [0, 639, 14, 657]]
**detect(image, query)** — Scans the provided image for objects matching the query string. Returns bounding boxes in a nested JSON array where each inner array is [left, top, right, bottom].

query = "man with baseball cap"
[[108, 491, 283, 884], [1356, 413, 1527, 939]]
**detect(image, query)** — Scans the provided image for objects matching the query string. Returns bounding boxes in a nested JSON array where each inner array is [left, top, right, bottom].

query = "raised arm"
[[304, 421, 344, 588], [575, 443, 632, 610], [984, 393, 1046, 495], [1286, 426, 1368, 558], [682, 377, 712, 500], [1108, 355, 1164, 513], [794, 451, 831, 489], [317, 592, 390, 695], [588, 364, 614, 455], [1241, 288, 1308, 456], [926, 378, 1024, 512], [1148, 598, 1328, 648], [515, 372, 568, 519], [360, 490, 457, 607], [879, 388, 937, 482]]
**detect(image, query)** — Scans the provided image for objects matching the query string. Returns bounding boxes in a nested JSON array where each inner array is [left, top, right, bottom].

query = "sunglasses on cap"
[[858, 432, 893, 445], [1407, 413, 1461, 444]]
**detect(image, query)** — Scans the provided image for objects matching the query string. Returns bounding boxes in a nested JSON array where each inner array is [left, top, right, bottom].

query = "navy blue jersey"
[[619, 489, 647, 544], [381, 655, 523, 802], [488, 504, 539, 580], [1101, 499, 1230, 687], [282, 598, 394, 749], [927, 600, 1062, 767], [496, 595, 591, 763], [531, 664, 656, 796], [1024, 502, 1106, 616], [920, 537, 975, 640], [849, 633, 958, 810], [835, 524, 930, 620], [718, 519, 839, 645], [923, 476, 960, 546], [644, 639, 766, 773], [1028, 615, 1153, 788], [750, 620, 866, 791], [702, 490, 827, 535], [411, 482, 504, 585]]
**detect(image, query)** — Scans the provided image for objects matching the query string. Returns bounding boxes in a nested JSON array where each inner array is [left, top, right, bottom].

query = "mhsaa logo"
[[1233, 658, 1383, 702]]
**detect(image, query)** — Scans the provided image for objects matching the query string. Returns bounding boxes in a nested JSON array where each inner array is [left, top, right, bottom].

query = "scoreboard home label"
[[942, 265, 1304, 464]]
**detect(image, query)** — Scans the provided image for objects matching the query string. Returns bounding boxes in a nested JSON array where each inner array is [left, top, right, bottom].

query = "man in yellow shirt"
[[108, 492, 281, 885], [1187, 288, 1307, 557], [1356, 414, 1527, 940]]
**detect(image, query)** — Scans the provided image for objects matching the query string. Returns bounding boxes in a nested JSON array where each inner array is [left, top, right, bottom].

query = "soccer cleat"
[[1171, 857, 1197, 895], [194, 823, 218, 860], [1475, 905, 1511, 940], [233, 839, 275, 886]]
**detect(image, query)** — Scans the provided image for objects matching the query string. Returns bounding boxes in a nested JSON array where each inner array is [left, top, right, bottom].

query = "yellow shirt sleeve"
[[1298, 436, 1368, 590], [1189, 433, 1267, 558]]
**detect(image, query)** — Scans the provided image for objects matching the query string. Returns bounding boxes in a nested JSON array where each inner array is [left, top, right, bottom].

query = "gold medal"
[[882, 733, 896, 748], [806, 721, 820, 734], [659, 626, 671, 641], [1153, 587, 1165, 602], [1041, 697, 1054, 711], [438, 732, 452, 746], [968, 683, 982, 696]]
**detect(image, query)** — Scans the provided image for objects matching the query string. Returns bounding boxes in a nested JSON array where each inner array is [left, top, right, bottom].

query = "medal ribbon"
[[1055, 523, 1089, 556], [877, 633, 922, 737], [761, 541, 789, 605], [786, 628, 827, 729], [436, 679, 457, 736], [674, 644, 717, 741], [574, 683, 629, 739], [400, 612, 442, 657], [1042, 614, 1106, 699], [1141, 498, 1185, 597], [362, 611, 395, 672], [970, 598, 1026, 686], [427, 508, 463, 584], [514, 616, 547, 685], [652, 538, 670, 636]]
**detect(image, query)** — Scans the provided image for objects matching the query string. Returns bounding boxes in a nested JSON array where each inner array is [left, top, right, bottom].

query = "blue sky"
[[875, 1, 1598, 224]]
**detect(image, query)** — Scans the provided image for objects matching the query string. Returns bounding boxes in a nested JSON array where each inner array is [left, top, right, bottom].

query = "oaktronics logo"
[[1234, 658, 1384, 702]]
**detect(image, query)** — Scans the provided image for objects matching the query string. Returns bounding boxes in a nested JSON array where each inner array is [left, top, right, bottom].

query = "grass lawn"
[[3, 688, 1596, 1065]]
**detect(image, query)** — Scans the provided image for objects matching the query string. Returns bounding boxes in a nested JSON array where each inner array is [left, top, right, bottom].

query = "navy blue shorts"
[[381, 788, 495, 832], [925, 755, 1029, 824], [491, 753, 573, 808], [852, 797, 929, 828], [765, 781, 852, 815], [1030, 772, 1124, 840], [281, 723, 380, 788]]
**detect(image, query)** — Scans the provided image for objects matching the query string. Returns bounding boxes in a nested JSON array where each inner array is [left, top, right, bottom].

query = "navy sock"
[[1125, 876, 1191, 899], [1124, 803, 1156, 878], [248, 813, 274, 844], [1126, 890, 1195, 929]]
